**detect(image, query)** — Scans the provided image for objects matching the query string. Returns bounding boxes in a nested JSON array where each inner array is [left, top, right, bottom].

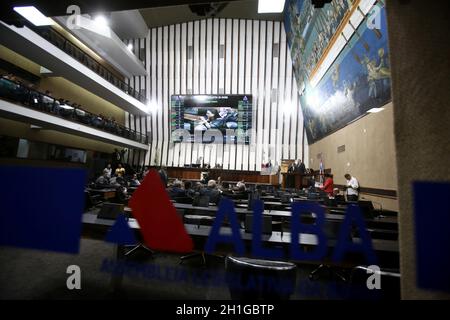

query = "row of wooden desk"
[[163, 167, 278, 185], [82, 210, 398, 253]]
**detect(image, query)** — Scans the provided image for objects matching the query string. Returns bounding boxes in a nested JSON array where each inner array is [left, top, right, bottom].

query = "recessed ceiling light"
[[258, 0, 286, 13], [13, 6, 53, 26], [367, 107, 385, 113]]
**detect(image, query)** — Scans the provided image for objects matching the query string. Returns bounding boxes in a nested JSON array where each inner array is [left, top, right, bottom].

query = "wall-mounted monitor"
[[170, 94, 252, 144]]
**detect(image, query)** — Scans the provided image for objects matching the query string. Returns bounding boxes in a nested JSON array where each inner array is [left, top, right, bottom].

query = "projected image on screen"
[[171, 95, 252, 144]]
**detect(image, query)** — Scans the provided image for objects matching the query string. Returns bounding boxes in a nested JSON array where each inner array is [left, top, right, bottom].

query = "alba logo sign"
[[122, 170, 376, 265]]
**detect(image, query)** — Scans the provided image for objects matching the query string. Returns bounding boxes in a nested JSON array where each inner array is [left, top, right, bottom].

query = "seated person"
[[95, 171, 110, 186], [60, 100, 74, 118], [91, 114, 103, 127], [233, 181, 247, 193], [40, 90, 54, 113], [115, 186, 129, 203], [109, 176, 126, 187], [168, 179, 186, 199], [219, 181, 232, 195], [129, 173, 141, 187], [28, 88, 41, 109], [184, 181, 195, 198], [202, 180, 221, 205]]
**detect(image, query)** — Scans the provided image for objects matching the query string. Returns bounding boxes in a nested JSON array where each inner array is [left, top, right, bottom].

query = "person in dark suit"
[[297, 159, 306, 174], [288, 159, 306, 174], [184, 181, 195, 198], [158, 166, 168, 187], [168, 179, 186, 199], [288, 161, 296, 173], [202, 180, 221, 205]]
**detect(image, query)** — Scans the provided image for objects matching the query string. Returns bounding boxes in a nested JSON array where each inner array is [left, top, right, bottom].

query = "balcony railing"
[[31, 25, 146, 103], [0, 76, 148, 144]]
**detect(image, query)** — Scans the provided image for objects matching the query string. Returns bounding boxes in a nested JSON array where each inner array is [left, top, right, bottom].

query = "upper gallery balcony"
[[0, 20, 149, 116]]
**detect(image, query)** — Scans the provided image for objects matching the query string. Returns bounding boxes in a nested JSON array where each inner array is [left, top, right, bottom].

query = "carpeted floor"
[[0, 237, 385, 300]]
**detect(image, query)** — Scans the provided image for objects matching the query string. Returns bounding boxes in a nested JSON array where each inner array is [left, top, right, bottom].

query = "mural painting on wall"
[[285, 1, 392, 143], [285, 0, 352, 90]]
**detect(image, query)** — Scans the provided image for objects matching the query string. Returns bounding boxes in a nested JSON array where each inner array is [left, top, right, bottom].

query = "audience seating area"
[[32, 25, 146, 103], [0, 74, 148, 143]]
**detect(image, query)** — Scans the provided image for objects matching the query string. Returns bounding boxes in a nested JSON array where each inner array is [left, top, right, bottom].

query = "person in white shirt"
[[104, 164, 112, 178], [344, 173, 359, 202]]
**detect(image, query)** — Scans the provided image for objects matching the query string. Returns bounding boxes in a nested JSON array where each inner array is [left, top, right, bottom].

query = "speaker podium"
[[282, 173, 304, 189]]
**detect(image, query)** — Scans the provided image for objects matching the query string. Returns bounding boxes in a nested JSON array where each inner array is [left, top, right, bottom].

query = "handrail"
[[30, 25, 146, 103], [0, 76, 148, 144]]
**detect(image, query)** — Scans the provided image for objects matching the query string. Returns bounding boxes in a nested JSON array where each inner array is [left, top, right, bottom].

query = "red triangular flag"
[[129, 170, 193, 253]]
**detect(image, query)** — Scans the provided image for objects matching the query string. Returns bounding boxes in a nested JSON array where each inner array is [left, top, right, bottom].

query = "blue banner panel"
[[414, 181, 450, 293], [0, 166, 86, 254]]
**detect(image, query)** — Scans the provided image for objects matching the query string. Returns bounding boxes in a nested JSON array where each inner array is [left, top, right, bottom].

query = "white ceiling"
[[109, 10, 149, 39], [54, 15, 147, 77], [139, 0, 283, 29]]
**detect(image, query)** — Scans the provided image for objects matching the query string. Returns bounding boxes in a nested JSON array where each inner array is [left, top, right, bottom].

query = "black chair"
[[307, 192, 320, 200], [225, 256, 297, 300], [308, 219, 347, 282], [280, 193, 294, 204], [84, 191, 102, 211], [357, 200, 375, 219], [173, 196, 194, 204], [180, 214, 223, 266], [192, 193, 210, 207]]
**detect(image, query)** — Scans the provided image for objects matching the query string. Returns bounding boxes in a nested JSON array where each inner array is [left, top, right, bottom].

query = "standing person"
[[112, 148, 120, 168], [297, 159, 306, 174], [344, 173, 359, 201], [320, 173, 334, 196], [115, 163, 125, 178], [104, 163, 112, 178], [288, 160, 297, 173], [158, 166, 168, 187]]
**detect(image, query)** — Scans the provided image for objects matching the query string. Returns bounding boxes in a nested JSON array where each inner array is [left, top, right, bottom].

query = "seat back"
[[244, 214, 272, 234], [358, 200, 375, 218], [193, 193, 210, 207], [97, 202, 124, 220], [280, 193, 293, 204], [225, 256, 297, 300]]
